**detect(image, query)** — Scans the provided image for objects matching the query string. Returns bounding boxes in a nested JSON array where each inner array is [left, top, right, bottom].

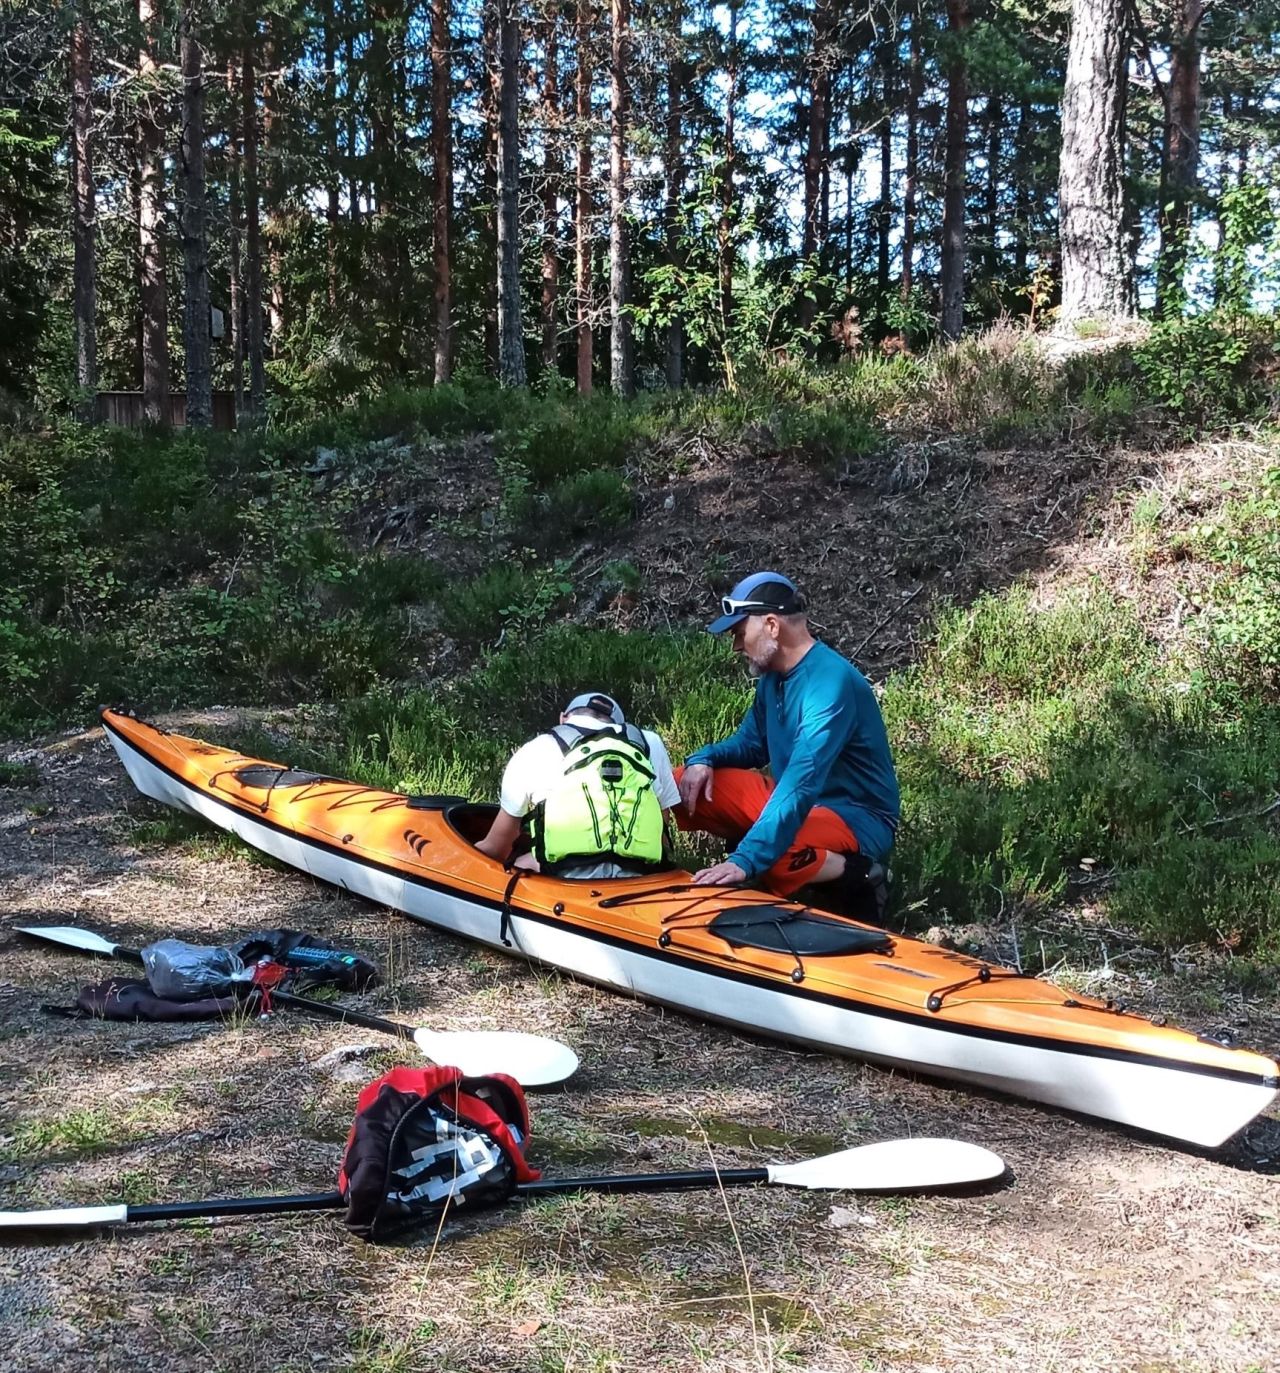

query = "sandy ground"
[[1, 715, 1278, 1373]]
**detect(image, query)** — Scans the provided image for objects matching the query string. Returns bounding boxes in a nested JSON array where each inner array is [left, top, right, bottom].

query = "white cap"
[[563, 692, 625, 725]]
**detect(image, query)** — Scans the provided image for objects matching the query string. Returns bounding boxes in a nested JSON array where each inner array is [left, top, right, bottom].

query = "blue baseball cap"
[[707, 571, 806, 635]]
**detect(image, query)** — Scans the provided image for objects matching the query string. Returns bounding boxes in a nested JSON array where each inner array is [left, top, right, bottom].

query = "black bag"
[[337, 1065, 539, 1242], [47, 975, 241, 1022]]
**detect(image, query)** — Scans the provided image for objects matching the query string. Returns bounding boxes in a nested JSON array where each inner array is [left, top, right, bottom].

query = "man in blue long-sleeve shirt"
[[676, 571, 900, 904]]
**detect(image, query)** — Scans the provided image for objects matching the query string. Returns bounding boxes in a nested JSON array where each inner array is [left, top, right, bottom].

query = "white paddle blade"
[[412, 1028, 579, 1087], [767, 1138, 1005, 1192], [14, 924, 121, 957], [0, 1203, 128, 1232]]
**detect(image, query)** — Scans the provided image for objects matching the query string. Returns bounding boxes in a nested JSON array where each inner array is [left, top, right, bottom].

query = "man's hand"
[[693, 860, 747, 886], [679, 763, 714, 815]]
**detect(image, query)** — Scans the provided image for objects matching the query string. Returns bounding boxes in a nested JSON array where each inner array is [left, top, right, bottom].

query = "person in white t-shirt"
[[475, 692, 680, 880]]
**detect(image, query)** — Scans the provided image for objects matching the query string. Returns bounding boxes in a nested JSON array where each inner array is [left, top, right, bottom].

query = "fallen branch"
[[1179, 796, 1280, 835], [853, 585, 924, 657]]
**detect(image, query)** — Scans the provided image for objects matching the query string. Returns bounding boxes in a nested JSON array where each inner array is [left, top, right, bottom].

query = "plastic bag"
[[141, 938, 252, 1000]]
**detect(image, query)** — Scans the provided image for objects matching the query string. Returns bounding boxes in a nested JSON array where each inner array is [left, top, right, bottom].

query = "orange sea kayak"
[[101, 708, 1279, 1147]]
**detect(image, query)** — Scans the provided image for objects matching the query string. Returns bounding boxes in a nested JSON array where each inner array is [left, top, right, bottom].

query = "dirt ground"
[[1, 713, 1277, 1373]]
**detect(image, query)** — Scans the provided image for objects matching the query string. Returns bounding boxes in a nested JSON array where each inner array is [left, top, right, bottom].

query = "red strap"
[[250, 959, 287, 1014]]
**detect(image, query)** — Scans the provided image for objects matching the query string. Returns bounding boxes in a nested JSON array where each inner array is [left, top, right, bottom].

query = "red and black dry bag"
[[337, 1065, 539, 1243]]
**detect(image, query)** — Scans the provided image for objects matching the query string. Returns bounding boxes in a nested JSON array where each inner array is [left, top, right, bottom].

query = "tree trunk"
[[877, 55, 892, 299], [261, 15, 284, 340], [1013, 98, 1030, 278], [574, 0, 593, 393], [137, 0, 170, 424], [800, 0, 833, 331], [71, 2, 96, 419], [609, 0, 633, 395], [242, 32, 266, 418], [719, 0, 738, 357], [901, 18, 920, 301], [1058, 0, 1133, 324], [431, 0, 453, 381], [179, 2, 212, 429], [483, 0, 500, 372], [346, 18, 360, 224], [227, 59, 245, 419], [496, 0, 527, 387], [540, 2, 561, 376], [1156, 0, 1206, 317], [984, 94, 1001, 279], [939, 0, 970, 342], [324, 0, 339, 310], [820, 105, 830, 244], [664, 5, 685, 389]]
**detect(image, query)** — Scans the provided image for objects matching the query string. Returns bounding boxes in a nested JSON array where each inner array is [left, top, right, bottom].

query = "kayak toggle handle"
[[926, 964, 1017, 1013]]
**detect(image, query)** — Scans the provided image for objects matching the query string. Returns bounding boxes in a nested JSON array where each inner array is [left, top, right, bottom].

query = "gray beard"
[[746, 640, 779, 678]]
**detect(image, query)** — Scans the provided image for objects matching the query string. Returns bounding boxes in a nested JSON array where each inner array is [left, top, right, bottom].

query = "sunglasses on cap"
[[720, 590, 803, 618]]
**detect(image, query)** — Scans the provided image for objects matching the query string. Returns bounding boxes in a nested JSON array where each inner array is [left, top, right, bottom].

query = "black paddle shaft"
[[127, 1191, 346, 1222], [110, 1167, 775, 1224], [267, 989, 412, 1041]]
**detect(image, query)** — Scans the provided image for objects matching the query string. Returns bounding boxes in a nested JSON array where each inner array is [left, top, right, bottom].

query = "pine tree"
[[180, 0, 212, 428], [70, 0, 97, 417], [1059, 0, 1134, 324]]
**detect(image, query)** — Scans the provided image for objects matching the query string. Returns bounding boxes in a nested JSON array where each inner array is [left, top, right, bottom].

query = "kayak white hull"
[[109, 725, 1278, 1148]]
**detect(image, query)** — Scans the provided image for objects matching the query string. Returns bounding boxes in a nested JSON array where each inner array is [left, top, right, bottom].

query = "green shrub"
[[919, 325, 1062, 440], [600, 559, 643, 594], [336, 554, 445, 613], [439, 563, 539, 645], [329, 626, 749, 797], [535, 469, 633, 544], [0, 759, 39, 787], [772, 403, 882, 470], [1188, 465, 1280, 698], [501, 394, 642, 485], [883, 586, 1280, 956], [1134, 312, 1278, 427]]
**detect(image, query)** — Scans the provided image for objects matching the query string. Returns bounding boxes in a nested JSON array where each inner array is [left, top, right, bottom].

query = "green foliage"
[[880, 288, 935, 349], [921, 325, 1062, 442], [600, 559, 643, 595], [439, 564, 533, 645], [883, 587, 1280, 957], [0, 420, 429, 731], [0, 105, 60, 406], [497, 559, 576, 639], [537, 469, 633, 543], [501, 394, 643, 485], [771, 402, 882, 471], [1188, 466, 1280, 697], [635, 166, 833, 388], [329, 626, 749, 799], [0, 759, 39, 787], [1213, 178, 1277, 317], [1134, 312, 1278, 427]]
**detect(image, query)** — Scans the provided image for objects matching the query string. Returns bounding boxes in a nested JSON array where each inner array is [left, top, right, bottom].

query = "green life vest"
[[530, 723, 666, 873]]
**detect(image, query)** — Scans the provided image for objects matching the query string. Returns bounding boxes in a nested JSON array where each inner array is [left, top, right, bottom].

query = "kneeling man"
[[677, 572, 900, 907]]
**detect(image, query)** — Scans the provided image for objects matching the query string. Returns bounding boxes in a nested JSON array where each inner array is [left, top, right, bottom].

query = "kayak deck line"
[[97, 709, 1280, 1145], [102, 710, 1275, 1085]]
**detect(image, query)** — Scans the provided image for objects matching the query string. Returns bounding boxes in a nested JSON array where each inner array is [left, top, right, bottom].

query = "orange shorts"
[[672, 766, 858, 897]]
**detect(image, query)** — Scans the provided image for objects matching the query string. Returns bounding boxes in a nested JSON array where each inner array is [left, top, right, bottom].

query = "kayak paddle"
[[13, 923, 579, 1087], [0, 1137, 1006, 1234]]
